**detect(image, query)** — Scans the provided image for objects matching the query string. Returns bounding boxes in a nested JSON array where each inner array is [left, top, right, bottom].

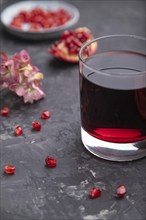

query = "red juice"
[[80, 51, 146, 143]]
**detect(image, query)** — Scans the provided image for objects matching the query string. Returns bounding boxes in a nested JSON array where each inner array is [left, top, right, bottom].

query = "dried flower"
[[0, 50, 45, 103]]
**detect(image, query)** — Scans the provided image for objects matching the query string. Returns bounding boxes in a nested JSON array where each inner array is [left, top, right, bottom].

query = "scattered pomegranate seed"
[[32, 121, 41, 131], [1, 107, 10, 117], [45, 156, 57, 168], [41, 110, 51, 119], [116, 185, 127, 197], [14, 126, 23, 136], [89, 187, 101, 199], [4, 164, 16, 174]]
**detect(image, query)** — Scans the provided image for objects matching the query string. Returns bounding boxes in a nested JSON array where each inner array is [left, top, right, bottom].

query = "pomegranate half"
[[48, 27, 97, 63]]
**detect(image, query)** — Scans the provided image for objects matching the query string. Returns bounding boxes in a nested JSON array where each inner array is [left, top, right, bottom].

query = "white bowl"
[[0, 1, 80, 40]]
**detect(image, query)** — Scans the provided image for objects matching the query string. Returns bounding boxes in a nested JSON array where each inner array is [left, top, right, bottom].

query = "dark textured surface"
[[0, 0, 146, 220]]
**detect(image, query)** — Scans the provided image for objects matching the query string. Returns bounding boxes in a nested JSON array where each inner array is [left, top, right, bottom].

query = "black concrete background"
[[0, 0, 146, 220]]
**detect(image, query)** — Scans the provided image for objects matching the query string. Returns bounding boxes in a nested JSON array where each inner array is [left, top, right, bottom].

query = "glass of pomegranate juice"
[[79, 35, 146, 161]]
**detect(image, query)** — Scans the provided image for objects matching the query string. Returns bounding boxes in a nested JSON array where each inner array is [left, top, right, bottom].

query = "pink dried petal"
[[14, 84, 26, 96], [23, 83, 45, 103], [0, 52, 8, 60], [19, 50, 30, 63], [27, 72, 44, 83], [0, 82, 8, 88], [5, 59, 15, 72], [0, 59, 19, 86]]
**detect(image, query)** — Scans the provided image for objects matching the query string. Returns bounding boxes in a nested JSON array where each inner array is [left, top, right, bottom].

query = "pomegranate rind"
[[48, 27, 97, 63]]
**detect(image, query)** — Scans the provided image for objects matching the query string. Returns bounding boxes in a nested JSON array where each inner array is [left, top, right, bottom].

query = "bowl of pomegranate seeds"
[[1, 1, 80, 39]]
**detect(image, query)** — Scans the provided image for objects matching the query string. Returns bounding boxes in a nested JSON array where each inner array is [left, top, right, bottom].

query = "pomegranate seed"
[[116, 185, 127, 197], [29, 22, 40, 31], [66, 36, 81, 47], [4, 164, 16, 174], [89, 187, 101, 199], [32, 121, 41, 131], [14, 126, 23, 136], [61, 30, 73, 40], [75, 31, 89, 43], [41, 110, 51, 119], [1, 107, 10, 117], [10, 18, 23, 28], [45, 156, 57, 168]]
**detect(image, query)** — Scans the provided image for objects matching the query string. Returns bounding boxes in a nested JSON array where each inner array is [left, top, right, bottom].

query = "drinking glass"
[[79, 35, 146, 161]]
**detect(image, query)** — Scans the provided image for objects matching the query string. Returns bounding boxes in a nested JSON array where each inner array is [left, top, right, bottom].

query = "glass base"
[[81, 127, 146, 161]]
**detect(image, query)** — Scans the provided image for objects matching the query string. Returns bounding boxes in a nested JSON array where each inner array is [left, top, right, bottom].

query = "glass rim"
[[78, 34, 146, 76]]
